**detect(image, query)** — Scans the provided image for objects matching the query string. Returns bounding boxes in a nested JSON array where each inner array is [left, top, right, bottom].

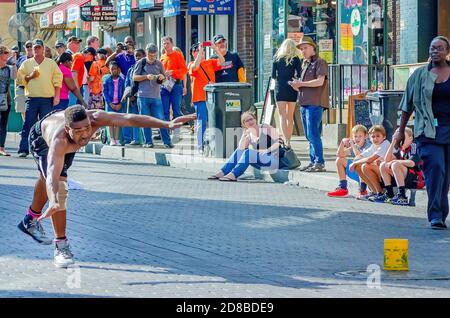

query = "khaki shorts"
[[14, 86, 27, 113]]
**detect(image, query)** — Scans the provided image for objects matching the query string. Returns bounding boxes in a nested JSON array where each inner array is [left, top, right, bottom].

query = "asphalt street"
[[1, 146, 450, 298]]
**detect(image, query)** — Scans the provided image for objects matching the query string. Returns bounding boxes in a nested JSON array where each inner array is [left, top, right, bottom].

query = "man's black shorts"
[[29, 115, 75, 178]]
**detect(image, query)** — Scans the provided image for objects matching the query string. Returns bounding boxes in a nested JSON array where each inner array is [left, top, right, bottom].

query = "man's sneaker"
[[391, 194, 409, 206], [109, 139, 117, 146], [430, 219, 447, 230], [17, 214, 52, 245], [143, 143, 154, 148], [327, 187, 349, 198], [164, 143, 175, 149], [18, 152, 28, 158], [306, 163, 326, 172], [300, 162, 314, 172], [371, 193, 391, 203], [54, 239, 75, 268]]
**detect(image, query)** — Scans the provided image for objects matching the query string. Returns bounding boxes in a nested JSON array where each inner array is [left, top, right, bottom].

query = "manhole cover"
[[335, 270, 450, 281]]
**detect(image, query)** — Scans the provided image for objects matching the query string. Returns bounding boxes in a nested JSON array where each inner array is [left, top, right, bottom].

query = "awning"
[[40, 0, 91, 28]]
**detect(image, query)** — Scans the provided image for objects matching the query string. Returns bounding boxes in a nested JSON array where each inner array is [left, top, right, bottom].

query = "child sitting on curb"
[[327, 125, 372, 198], [376, 127, 425, 205], [349, 125, 391, 201]]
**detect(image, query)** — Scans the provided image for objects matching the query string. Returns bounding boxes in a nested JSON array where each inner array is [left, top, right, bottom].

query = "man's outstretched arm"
[[93, 111, 196, 130]]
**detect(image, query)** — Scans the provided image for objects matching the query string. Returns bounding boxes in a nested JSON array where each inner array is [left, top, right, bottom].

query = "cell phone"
[[202, 41, 212, 47]]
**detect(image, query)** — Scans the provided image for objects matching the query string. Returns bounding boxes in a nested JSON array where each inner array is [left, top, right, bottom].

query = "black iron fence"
[[328, 64, 392, 124]]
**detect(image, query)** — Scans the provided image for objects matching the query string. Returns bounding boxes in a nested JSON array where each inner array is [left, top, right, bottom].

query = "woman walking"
[[397, 36, 450, 229]]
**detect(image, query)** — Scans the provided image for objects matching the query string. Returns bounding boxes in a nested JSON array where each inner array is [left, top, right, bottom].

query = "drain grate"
[[334, 270, 450, 281]]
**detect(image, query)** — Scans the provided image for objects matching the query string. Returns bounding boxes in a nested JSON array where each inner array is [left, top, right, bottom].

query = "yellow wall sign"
[[225, 100, 242, 112]]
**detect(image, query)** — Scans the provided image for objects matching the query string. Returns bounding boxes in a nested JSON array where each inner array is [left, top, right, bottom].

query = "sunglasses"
[[26, 45, 32, 48]]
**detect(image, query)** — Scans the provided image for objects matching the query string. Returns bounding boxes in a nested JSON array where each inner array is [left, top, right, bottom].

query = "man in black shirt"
[[211, 34, 245, 83]]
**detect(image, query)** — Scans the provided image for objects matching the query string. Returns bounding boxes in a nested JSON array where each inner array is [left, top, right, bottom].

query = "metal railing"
[[328, 64, 391, 124]]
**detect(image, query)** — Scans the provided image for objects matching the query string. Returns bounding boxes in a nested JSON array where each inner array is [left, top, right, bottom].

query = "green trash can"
[[7, 82, 23, 133], [367, 90, 404, 141], [204, 83, 253, 158]]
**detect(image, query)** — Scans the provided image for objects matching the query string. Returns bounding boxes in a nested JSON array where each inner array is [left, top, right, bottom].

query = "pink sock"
[[27, 207, 41, 219]]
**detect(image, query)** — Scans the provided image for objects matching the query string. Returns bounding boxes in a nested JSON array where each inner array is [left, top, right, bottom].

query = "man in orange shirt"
[[66, 36, 85, 106], [160, 36, 188, 141], [188, 42, 224, 153]]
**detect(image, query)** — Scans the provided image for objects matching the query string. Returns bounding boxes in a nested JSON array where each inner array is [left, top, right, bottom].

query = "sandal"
[[207, 175, 220, 180], [0, 150, 11, 156], [219, 176, 237, 182]]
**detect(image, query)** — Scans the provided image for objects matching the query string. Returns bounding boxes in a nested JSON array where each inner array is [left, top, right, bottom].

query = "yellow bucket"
[[384, 239, 408, 271]]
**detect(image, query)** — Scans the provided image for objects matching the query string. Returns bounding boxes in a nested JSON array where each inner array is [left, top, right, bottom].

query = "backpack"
[[130, 58, 147, 97]]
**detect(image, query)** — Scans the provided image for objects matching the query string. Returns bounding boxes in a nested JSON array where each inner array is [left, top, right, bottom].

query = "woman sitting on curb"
[[208, 111, 280, 182]]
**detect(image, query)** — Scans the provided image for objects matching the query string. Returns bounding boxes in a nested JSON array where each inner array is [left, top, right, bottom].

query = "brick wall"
[[386, 0, 400, 65], [236, 0, 255, 88]]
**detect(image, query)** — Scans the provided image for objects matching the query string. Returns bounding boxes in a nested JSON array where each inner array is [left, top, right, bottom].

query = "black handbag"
[[130, 58, 147, 97], [279, 139, 301, 170]]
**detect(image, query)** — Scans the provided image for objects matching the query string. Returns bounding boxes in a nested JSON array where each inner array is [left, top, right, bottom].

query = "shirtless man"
[[17, 105, 195, 268]]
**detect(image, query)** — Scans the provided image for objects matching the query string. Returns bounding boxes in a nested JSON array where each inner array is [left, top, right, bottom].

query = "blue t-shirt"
[[212, 51, 244, 83], [115, 52, 136, 76]]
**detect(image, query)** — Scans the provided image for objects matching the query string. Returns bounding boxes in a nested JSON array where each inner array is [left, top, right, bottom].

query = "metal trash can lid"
[[205, 82, 252, 91]]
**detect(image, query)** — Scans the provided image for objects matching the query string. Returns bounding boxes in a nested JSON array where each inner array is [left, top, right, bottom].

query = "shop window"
[[287, 0, 337, 64]]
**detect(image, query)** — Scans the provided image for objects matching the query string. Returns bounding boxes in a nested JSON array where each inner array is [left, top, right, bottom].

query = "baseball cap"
[[24, 40, 33, 48], [83, 46, 97, 56], [97, 48, 108, 55], [67, 36, 82, 43], [146, 43, 158, 53], [213, 34, 226, 44], [55, 40, 66, 48], [32, 39, 44, 47], [11, 46, 19, 52], [297, 36, 317, 50]]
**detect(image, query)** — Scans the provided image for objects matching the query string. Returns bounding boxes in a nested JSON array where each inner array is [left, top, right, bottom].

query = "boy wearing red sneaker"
[[327, 125, 371, 198]]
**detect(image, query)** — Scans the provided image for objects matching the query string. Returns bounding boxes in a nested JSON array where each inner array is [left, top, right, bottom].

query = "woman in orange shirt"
[[88, 48, 109, 109], [188, 42, 224, 153]]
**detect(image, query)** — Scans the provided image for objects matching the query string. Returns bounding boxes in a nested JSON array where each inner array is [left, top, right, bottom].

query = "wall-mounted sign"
[[67, 6, 79, 23], [53, 11, 64, 25], [188, 0, 234, 15], [139, 0, 155, 9], [164, 0, 180, 17], [40, 14, 49, 28], [136, 21, 144, 37], [351, 7, 361, 36], [81, 5, 117, 22], [117, 0, 132, 25]]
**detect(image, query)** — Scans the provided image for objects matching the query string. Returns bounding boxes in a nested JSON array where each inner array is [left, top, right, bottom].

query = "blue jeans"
[[194, 101, 208, 150], [54, 99, 70, 111], [68, 85, 84, 106], [122, 100, 140, 144], [301, 105, 324, 165], [161, 83, 183, 121], [417, 142, 450, 223], [19, 97, 53, 154], [137, 97, 171, 145], [221, 148, 277, 178]]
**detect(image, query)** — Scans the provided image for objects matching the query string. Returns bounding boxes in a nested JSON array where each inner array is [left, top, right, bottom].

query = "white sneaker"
[[109, 139, 117, 146], [54, 239, 75, 268]]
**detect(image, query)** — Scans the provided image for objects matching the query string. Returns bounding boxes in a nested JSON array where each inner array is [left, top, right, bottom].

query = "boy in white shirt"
[[349, 125, 391, 200]]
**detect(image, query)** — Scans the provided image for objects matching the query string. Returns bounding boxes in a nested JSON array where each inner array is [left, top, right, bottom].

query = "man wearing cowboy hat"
[[289, 36, 329, 172]]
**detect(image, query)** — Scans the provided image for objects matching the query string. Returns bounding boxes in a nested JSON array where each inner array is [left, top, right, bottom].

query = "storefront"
[[39, 0, 94, 46], [255, 0, 390, 102], [140, 0, 235, 59]]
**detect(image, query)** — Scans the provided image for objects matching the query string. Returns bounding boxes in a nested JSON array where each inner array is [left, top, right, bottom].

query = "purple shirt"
[[115, 52, 135, 76]]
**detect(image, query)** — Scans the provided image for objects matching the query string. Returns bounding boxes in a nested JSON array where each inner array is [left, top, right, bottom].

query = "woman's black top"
[[272, 56, 302, 102]]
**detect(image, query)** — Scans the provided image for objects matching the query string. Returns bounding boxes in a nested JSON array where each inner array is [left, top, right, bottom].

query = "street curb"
[[6, 132, 433, 208]]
